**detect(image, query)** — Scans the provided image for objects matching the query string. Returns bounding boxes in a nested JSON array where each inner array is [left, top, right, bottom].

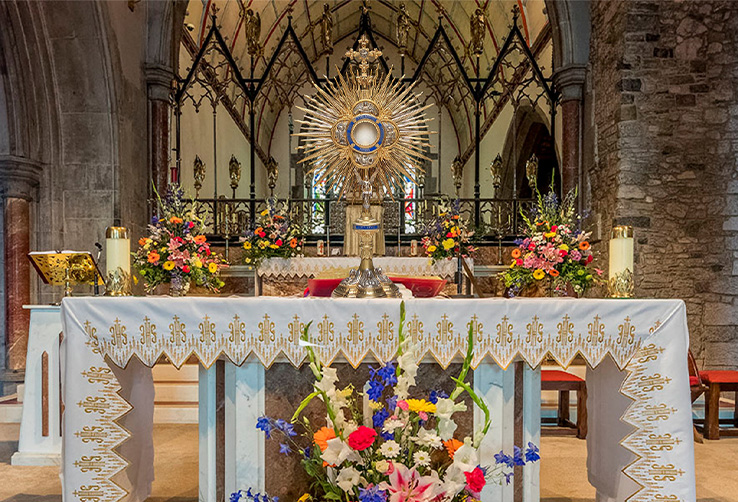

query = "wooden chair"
[[688, 350, 706, 443], [541, 369, 587, 439], [701, 367, 738, 440]]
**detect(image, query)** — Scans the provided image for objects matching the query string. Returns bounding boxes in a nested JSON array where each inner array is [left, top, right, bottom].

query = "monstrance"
[[296, 35, 432, 298]]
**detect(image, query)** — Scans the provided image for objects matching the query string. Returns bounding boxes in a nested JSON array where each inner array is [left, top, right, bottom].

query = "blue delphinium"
[[279, 443, 291, 455], [372, 408, 390, 430], [274, 418, 297, 437], [512, 445, 525, 466], [256, 416, 275, 439], [359, 485, 387, 502], [525, 442, 540, 462], [231, 489, 279, 502], [367, 379, 385, 401], [429, 389, 449, 404]]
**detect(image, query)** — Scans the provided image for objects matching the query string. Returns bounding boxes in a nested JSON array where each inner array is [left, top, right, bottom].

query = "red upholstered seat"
[[542, 369, 584, 382], [700, 371, 738, 384], [689, 375, 700, 387]]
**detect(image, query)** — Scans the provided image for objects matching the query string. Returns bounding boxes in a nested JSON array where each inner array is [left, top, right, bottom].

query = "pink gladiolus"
[[379, 464, 439, 502]]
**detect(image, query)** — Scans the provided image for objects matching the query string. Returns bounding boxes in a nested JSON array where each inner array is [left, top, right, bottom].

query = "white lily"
[[322, 437, 361, 466]]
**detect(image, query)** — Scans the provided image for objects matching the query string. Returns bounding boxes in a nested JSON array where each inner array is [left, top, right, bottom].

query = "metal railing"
[[186, 197, 534, 246]]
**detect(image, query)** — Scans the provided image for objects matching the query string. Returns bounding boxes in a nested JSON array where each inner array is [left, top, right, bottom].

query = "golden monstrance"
[[296, 35, 433, 298]]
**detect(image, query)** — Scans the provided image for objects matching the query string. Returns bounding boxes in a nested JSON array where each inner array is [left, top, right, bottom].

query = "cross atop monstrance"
[[345, 35, 382, 86]]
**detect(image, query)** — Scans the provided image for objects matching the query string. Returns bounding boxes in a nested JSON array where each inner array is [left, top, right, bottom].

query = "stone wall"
[[588, 0, 738, 369]]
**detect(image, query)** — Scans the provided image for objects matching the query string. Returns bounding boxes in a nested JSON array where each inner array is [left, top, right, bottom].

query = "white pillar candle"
[[105, 226, 131, 295], [410, 239, 418, 256], [609, 225, 634, 297]]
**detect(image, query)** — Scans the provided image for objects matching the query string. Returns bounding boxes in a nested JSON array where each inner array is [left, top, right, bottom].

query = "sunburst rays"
[[294, 69, 433, 198]]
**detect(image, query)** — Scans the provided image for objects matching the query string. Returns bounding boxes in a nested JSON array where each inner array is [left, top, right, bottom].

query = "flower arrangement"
[[132, 184, 226, 294], [500, 182, 602, 297], [247, 303, 539, 502], [241, 202, 303, 267], [421, 200, 475, 263]]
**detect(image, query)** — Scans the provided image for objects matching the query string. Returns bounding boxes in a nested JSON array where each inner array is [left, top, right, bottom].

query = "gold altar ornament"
[[608, 225, 635, 298], [229, 155, 241, 191], [296, 33, 432, 298], [525, 153, 538, 189], [105, 226, 132, 296], [28, 251, 104, 299]]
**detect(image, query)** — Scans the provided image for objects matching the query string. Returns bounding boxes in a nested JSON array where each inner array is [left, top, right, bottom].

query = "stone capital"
[[144, 63, 175, 102], [0, 155, 43, 200], [553, 64, 588, 103]]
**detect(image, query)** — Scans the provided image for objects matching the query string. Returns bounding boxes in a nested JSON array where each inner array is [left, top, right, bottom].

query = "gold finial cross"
[[345, 35, 382, 86]]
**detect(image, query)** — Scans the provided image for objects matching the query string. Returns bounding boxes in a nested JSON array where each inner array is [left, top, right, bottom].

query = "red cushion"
[[541, 370, 584, 382], [689, 375, 700, 387], [700, 370, 738, 384]]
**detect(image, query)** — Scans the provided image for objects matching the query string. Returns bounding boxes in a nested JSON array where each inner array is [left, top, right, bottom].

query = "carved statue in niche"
[[319, 3, 334, 54], [470, 8, 486, 56], [396, 3, 410, 54], [245, 9, 261, 57]]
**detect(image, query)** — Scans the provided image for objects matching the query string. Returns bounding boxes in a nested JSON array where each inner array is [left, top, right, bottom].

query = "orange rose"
[[138, 237, 147, 246], [194, 235, 207, 245], [170, 217, 183, 224], [549, 269, 560, 277], [147, 251, 160, 264], [579, 241, 590, 251], [313, 427, 336, 452], [289, 238, 298, 248], [511, 248, 522, 259], [444, 438, 463, 459]]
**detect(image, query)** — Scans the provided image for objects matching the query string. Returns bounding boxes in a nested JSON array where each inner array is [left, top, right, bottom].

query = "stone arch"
[[546, 0, 591, 70]]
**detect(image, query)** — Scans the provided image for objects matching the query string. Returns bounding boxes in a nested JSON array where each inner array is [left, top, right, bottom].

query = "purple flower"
[[256, 416, 274, 439], [513, 445, 525, 466], [303, 446, 312, 459], [386, 395, 398, 410], [429, 389, 448, 404], [279, 443, 291, 455], [504, 472, 514, 485], [494, 451, 513, 468], [274, 419, 297, 437]]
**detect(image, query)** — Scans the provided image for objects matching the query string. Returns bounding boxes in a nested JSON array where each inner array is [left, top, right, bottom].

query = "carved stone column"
[[0, 157, 41, 370], [146, 64, 174, 194], [553, 65, 587, 197]]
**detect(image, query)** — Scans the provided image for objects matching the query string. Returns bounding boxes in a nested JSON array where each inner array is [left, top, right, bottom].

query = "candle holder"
[[608, 225, 634, 298], [105, 226, 132, 296]]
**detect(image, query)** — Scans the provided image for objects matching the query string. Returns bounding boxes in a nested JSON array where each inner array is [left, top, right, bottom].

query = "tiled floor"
[[1, 423, 737, 501]]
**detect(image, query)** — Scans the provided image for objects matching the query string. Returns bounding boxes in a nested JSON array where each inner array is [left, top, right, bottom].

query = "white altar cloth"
[[256, 256, 461, 280], [60, 297, 696, 502]]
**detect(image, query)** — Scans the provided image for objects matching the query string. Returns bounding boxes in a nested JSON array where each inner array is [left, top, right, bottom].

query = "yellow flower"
[[532, 269, 545, 280], [340, 385, 354, 398], [544, 232, 556, 239], [193, 259, 203, 268], [258, 240, 268, 249], [427, 245, 437, 253], [208, 262, 218, 274], [162, 261, 175, 271], [369, 400, 384, 411], [442, 238, 455, 250], [406, 399, 436, 414], [269, 244, 279, 249], [245, 257, 252, 263], [559, 244, 569, 251], [243, 241, 252, 250], [260, 209, 269, 216]]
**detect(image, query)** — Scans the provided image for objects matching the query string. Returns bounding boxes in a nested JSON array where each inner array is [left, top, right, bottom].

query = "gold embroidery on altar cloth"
[[637, 374, 672, 392], [586, 315, 605, 343], [437, 314, 454, 342], [288, 315, 304, 343], [75, 425, 107, 444], [139, 316, 157, 345], [406, 314, 424, 341], [168, 315, 187, 346], [83, 320, 101, 354], [73, 485, 104, 502], [525, 315, 543, 344], [617, 316, 636, 346], [643, 403, 677, 421], [109, 318, 127, 346], [229, 314, 246, 343], [649, 464, 685, 482], [199, 315, 217, 345], [646, 433, 681, 451], [257, 314, 275, 342], [637, 343, 664, 363], [78, 396, 109, 414], [347, 314, 364, 342], [556, 314, 574, 343], [468, 314, 484, 342], [319, 315, 335, 342], [74, 455, 104, 473], [376, 313, 393, 342], [82, 367, 113, 385], [496, 316, 513, 345], [653, 495, 680, 501]]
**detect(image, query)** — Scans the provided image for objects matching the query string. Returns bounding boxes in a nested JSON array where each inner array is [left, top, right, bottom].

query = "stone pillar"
[[553, 65, 587, 197], [0, 157, 42, 370], [145, 64, 174, 194]]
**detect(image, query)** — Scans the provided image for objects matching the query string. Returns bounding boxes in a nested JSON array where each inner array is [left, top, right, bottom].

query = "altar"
[[60, 296, 696, 502]]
